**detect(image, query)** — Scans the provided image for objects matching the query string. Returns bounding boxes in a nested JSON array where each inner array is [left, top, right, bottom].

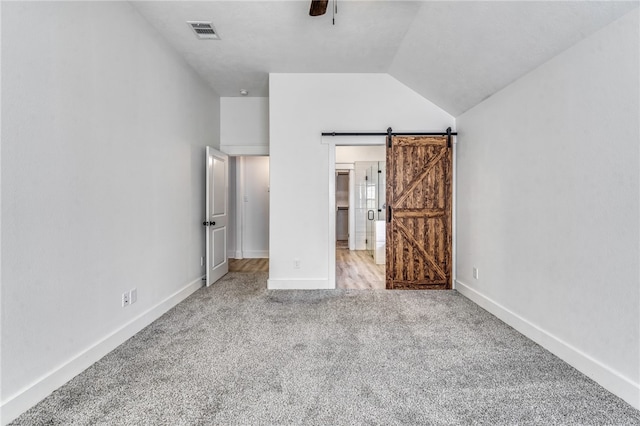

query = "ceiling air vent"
[[187, 21, 220, 40]]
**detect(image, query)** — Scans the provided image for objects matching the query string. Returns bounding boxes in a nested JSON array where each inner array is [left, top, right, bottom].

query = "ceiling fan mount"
[[309, 0, 337, 24], [309, 0, 329, 17]]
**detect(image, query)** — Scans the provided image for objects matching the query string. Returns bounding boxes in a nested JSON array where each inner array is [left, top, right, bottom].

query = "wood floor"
[[229, 258, 269, 272], [228, 251, 384, 290], [336, 248, 386, 290]]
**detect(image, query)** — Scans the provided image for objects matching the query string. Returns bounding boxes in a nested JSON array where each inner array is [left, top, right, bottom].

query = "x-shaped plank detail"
[[395, 220, 447, 280], [392, 147, 447, 209]]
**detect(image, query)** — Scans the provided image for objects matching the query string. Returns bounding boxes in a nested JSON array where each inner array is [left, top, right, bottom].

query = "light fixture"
[[240, 89, 248, 96]]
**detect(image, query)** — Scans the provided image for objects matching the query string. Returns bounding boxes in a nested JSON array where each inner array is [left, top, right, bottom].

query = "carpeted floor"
[[12, 272, 640, 425]]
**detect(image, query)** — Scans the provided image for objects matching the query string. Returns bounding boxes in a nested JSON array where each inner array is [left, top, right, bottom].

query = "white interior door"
[[205, 147, 229, 286]]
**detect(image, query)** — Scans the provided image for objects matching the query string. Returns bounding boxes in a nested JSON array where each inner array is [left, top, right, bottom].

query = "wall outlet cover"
[[122, 292, 130, 307]]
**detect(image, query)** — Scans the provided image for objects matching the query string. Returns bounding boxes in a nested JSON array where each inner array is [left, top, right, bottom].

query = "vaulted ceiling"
[[132, 1, 638, 116]]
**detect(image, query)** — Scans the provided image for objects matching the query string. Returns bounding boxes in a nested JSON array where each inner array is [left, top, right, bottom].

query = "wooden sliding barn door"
[[386, 136, 452, 289]]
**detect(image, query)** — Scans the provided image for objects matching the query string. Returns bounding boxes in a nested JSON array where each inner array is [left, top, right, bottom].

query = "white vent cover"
[[187, 21, 220, 40]]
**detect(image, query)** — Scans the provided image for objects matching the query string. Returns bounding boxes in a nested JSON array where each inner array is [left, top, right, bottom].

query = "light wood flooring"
[[336, 248, 385, 290], [229, 258, 269, 272], [228, 252, 384, 290]]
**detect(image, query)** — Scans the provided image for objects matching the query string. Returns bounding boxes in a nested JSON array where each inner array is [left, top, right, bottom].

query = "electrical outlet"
[[130, 288, 137, 304], [122, 292, 130, 307], [473, 267, 479, 280], [294, 258, 301, 269]]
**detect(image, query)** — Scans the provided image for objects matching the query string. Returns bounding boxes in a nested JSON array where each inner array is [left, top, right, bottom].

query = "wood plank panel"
[[386, 135, 452, 290], [393, 209, 446, 218], [393, 137, 448, 147]]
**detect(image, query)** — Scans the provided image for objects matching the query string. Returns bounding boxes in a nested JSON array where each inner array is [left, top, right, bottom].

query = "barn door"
[[386, 136, 452, 289]]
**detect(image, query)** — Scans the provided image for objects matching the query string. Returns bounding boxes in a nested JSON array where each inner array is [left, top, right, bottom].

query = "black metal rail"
[[322, 127, 457, 148], [321, 127, 457, 138]]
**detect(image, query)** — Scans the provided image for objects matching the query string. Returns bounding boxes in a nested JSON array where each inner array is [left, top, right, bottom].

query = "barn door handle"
[[388, 206, 392, 222], [367, 210, 374, 220]]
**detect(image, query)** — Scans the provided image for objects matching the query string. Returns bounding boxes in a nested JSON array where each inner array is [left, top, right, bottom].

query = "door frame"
[[335, 164, 355, 250], [324, 136, 457, 290]]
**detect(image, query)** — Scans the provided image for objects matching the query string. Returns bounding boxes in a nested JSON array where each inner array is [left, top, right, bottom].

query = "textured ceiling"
[[131, 1, 421, 96], [132, 1, 638, 116], [389, 1, 639, 116]]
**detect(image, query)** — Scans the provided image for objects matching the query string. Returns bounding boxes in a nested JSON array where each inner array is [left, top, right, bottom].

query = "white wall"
[[336, 145, 385, 163], [227, 157, 237, 257], [221, 97, 269, 155], [241, 157, 270, 258], [1, 2, 220, 423], [269, 74, 454, 289], [456, 10, 639, 408]]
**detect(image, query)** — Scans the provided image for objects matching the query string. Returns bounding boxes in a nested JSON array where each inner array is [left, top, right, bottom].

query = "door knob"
[[202, 221, 216, 226]]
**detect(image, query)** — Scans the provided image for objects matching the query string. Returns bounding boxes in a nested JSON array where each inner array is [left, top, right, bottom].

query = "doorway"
[[326, 134, 455, 290], [334, 145, 386, 289], [227, 156, 270, 270], [335, 171, 349, 249]]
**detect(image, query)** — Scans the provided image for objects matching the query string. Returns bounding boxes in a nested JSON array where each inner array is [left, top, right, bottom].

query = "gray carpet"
[[12, 272, 640, 425]]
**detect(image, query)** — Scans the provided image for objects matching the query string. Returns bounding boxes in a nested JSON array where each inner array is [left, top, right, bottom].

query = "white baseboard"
[[242, 250, 268, 259], [455, 279, 640, 410], [0, 277, 204, 426], [227, 250, 236, 259], [267, 278, 329, 290]]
